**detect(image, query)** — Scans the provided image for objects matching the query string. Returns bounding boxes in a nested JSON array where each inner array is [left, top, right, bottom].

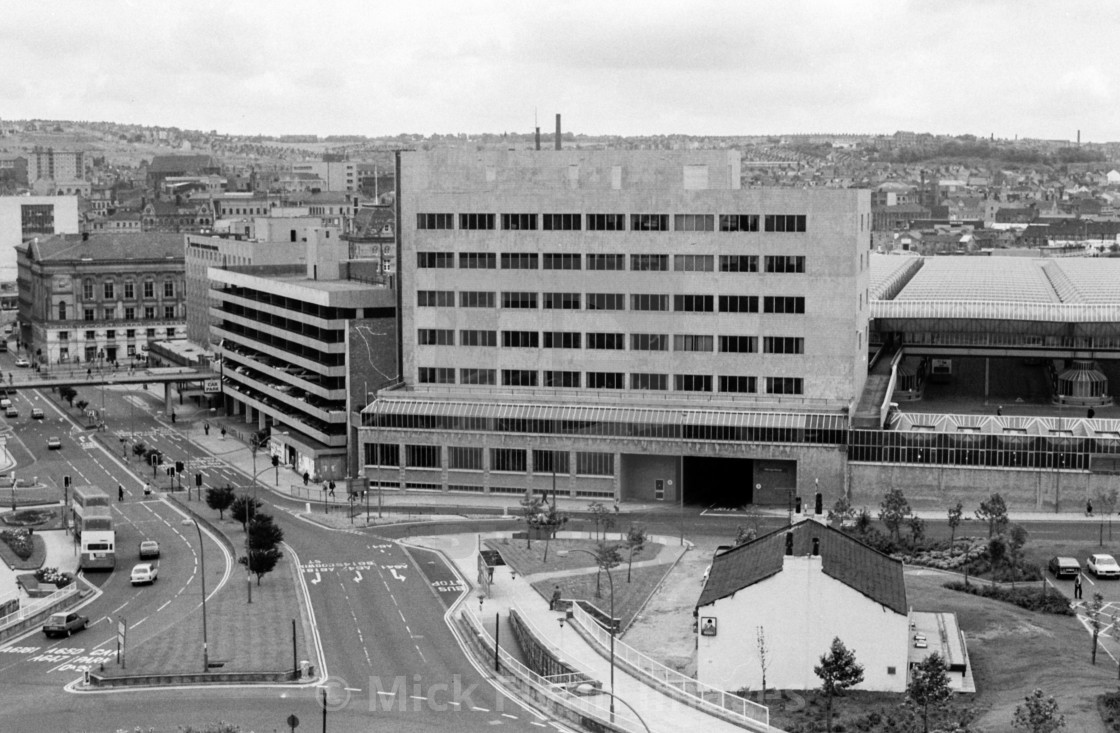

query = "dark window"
[[720, 255, 759, 272], [631, 214, 668, 231], [542, 214, 581, 230], [630, 254, 668, 271], [491, 448, 527, 472], [543, 253, 581, 270], [502, 331, 539, 348], [586, 332, 624, 350], [459, 291, 495, 308], [719, 214, 759, 232], [765, 255, 806, 274], [674, 334, 713, 352], [417, 213, 454, 229], [630, 333, 668, 351], [543, 292, 581, 310], [501, 253, 539, 270], [459, 252, 496, 269], [460, 368, 496, 385], [630, 294, 669, 311], [163, 306, 175, 319], [406, 444, 442, 467], [501, 213, 537, 230], [449, 447, 484, 470], [460, 330, 497, 347], [502, 369, 537, 387], [543, 332, 581, 349], [501, 291, 537, 309], [459, 213, 495, 230], [720, 375, 757, 393], [763, 336, 805, 354], [20, 204, 54, 235], [533, 449, 570, 474], [417, 367, 455, 384], [673, 294, 714, 312], [766, 376, 804, 394], [417, 329, 454, 346], [417, 290, 455, 307], [675, 374, 712, 392], [417, 252, 454, 268], [586, 372, 624, 389], [674, 255, 714, 272], [674, 214, 715, 231], [764, 214, 807, 232], [587, 214, 625, 231], [543, 371, 581, 388], [763, 296, 805, 314], [719, 295, 759, 313], [631, 373, 667, 390], [587, 293, 624, 311], [720, 335, 758, 353], [587, 254, 625, 271]]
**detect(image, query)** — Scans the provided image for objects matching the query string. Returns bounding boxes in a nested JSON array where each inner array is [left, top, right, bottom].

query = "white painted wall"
[[697, 555, 909, 692]]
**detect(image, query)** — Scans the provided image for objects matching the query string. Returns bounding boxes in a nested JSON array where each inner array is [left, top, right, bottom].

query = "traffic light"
[[166, 467, 174, 477], [272, 455, 279, 467], [64, 475, 71, 488], [175, 461, 184, 474], [195, 473, 202, 487]]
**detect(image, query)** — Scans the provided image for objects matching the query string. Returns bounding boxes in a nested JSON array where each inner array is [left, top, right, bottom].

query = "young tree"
[[907, 652, 953, 733], [518, 494, 545, 548], [624, 525, 647, 582], [828, 496, 855, 529], [132, 441, 148, 461], [908, 514, 927, 547], [987, 535, 1007, 585], [756, 626, 771, 700], [734, 524, 756, 547], [1012, 688, 1065, 733], [75, 399, 88, 414], [1095, 487, 1119, 542], [205, 486, 236, 520], [247, 513, 284, 550], [879, 488, 911, 543], [538, 502, 569, 563], [1089, 592, 1105, 665], [947, 500, 964, 547], [592, 540, 623, 600], [230, 495, 263, 532], [975, 493, 1009, 537], [240, 547, 283, 586], [1006, 524, 1029, 587], [814, 637, 864, 733], [59, 386, 77, 407]]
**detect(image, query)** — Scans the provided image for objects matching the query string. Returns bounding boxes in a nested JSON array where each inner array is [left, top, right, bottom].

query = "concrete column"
[[984, 358, 990, 397], [163, 383, 173, 415]]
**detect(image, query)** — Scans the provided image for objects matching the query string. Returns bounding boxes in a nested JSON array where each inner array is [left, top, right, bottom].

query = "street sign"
[[203, 379, 221, 393]]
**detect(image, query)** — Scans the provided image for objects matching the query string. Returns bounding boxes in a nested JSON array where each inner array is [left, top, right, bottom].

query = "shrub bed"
[[34, 566, 73, 588], [944, 580, 1073, 615], [0, 528, 33, 560], [1100, 690, 1120, 732]]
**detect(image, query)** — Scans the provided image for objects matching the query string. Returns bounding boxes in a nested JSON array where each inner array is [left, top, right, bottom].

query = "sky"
[[3, 0, 1119, 142]]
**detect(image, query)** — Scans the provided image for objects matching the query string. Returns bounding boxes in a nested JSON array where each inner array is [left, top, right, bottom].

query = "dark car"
[[1048, 556, 1080, 578], [43, 612, 89, 638]]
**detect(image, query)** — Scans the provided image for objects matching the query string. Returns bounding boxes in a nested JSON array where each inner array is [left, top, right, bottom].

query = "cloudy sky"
[[3, 1, 1118, 141]]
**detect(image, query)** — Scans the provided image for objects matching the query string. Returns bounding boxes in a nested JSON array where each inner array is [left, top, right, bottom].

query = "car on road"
[[4, 406, 16, 418], [13, 357, 29, 368], [30, 407, 43, 420], [130, 562, 158, 585], [1087, 554, 1120, 578], [47, 436, 61, 450], [1048, 556, 1080, 578], [138, 540, 160, 560], [43, 611, 89, 638], [0, 398, 10, 410]]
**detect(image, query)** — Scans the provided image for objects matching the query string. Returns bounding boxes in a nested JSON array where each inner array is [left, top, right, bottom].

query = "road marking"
[[376, 691, 395, 697], [310, 571, 321, 585], [472, 706, 489, 712], [410, 695, 426, 701], [502, 713, 518, 719], [388, 567, 406, 582], [345, 687, 362, 692], [531, 722, 547, 727], [353, 570, 362, 583]]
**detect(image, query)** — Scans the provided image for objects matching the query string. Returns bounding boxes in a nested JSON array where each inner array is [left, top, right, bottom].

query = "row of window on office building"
[[419, 330, 803, 354], [419, 292, 805, 314], [78, 279, 178, 300], [366, 443, 615, 475], [416, 368, 803, 394], [418, 253, 806, 273], [417, 213, 807, 233]]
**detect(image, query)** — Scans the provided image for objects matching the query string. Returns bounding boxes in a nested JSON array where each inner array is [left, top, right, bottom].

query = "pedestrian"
[[86, 368, 91, 379], [550, 585, 562, 611], [171, 412, 176, 424], [996, 405, 1002, 417], [220, 427, 226, 439], [303, 471, 310, 486], [1089, 407, 1096, 419], [1087, 499, 1094, 516], [1075, 573, 1083, 600], [118, 484, 124, 502], [204, 422, 210, 436]]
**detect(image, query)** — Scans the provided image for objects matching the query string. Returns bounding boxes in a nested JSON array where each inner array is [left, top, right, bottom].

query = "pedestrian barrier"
[[569, 599, 770, 731]]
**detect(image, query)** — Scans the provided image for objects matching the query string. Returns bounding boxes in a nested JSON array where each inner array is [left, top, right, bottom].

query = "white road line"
[[111, 602, 128, 614], [345, 687, 362, 692], [502, 713, 518, 719], [156, 600, 171, 613], [376, 691, 396, 697], [447, 700, 460, 707], [472, 706, 489, 712], [409, 695, 426, 701], [530, 722, 547, 727]]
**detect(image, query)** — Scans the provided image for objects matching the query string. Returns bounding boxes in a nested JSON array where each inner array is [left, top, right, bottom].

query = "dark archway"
[[683, 456, 753, 507]]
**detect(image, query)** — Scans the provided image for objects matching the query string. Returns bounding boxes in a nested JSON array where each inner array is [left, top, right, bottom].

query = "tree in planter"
[[1012, 688, 1065, 733], [947, 500, 964, 547], [230, 494, 263, 532], [248, 513, 285, 550], [976, 493, 1009, 537], [734, 524, 756, 547], [132, 441, 148, 461], [205, 485, 236, 520], [59, 386, 76, 407], [623, 525, 647, 582], [75, 399, 88, 414], [1095, 487, 1119, 544], [240, 547, 283, 586], [592, 540, 623, 599], [907, 652, 953, 733], [879, 488, 911, 543], [814, 637, 864, 733]]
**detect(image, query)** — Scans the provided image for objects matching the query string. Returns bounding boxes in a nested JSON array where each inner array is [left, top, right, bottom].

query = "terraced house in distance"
[[360, 149, 872, 506]]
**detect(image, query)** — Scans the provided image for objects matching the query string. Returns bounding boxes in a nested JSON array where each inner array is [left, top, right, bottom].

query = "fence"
[[569, 600, 770, 731], [0, 583, 80, 643]]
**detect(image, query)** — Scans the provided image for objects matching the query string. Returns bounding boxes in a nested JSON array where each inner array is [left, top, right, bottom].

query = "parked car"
[[1087, 554, 1120, 578], [138, 540, 160, 560], [1048, 556, 1080, 578], [43, 612, 89, 638], [30, 407, 43, 420], [47, 437, 62, 450], [13, 357, 29, 368], [130, 563, 158, 585]]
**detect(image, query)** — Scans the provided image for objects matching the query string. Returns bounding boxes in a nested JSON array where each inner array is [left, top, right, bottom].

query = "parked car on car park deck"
[[1087, 554, 1120, 578], [1048, 556, 1080, 578]]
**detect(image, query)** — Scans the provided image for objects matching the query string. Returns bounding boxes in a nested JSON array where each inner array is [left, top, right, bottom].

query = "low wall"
[[90, 669, 299, 688], [508, 608, 579, 679]]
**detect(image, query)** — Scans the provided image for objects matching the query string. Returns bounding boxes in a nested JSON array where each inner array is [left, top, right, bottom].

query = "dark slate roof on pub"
[[696, 521, 907, 615], [25, 232, 185, 261]]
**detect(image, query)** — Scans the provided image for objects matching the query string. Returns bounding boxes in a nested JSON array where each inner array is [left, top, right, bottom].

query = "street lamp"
[[558, 548, 617, 723], [573, 685, 652, 733], [191, 518, 209, 671]]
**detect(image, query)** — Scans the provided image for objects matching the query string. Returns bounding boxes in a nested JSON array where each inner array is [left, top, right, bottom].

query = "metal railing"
[[0, 584, 79, 629], [569, 600, 770, 730]]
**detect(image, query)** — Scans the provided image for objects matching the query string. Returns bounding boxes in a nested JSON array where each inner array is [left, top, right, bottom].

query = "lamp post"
[[191, 518, 209, 671], [572, 685, 652, 733], [559, 548, 616, 723]]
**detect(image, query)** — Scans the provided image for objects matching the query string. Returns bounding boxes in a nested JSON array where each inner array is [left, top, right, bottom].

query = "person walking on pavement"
[[118, 484, 124, 502], [550, 585, 562, 611], [204, 422, 210, 436], [1074, 573, 1083, 600], [1088, 499, 1094, 517]]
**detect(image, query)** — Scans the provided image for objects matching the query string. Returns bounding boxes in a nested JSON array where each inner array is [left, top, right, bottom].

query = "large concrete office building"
[[359, 150, 872, 504]]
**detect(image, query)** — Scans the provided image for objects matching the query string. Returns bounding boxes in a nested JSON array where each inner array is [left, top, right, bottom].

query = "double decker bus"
[[71, 485, 115, 570]]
